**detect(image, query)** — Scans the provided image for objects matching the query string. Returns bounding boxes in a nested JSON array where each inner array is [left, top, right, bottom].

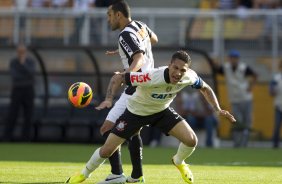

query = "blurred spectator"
[[214, 49, 257, 147], [199, 0, 218, 10], [148, 127, 162, 147], [175, 91, 218, 147], [72, 0, 94, 12], [3, 45, 36, 142], [28, 0, 50, 8], [14, 0, 29, 10], [49, 0, 69, 8], [173, 91, 218, 147], [94, 0, 115, 7], [269, 60, 282, 148], [236, 0, 253, 19], [186, 92, 219, 147], [218, 0, 238, 9], [71, 0, 95, 44]]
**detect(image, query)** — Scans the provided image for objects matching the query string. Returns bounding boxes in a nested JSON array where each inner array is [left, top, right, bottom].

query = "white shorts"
[[106, 92, 131, 124]]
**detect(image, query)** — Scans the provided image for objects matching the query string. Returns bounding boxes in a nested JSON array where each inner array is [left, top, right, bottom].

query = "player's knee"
[[183, 132, 198, 147], [99, 146, 114, 158]]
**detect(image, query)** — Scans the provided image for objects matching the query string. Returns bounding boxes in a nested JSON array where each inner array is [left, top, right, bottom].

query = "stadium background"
[[0, 0, 281, 145]]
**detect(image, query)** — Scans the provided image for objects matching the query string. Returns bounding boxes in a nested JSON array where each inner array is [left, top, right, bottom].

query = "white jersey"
[[124, 66, 203, 116], [223, 62, 252, 103]]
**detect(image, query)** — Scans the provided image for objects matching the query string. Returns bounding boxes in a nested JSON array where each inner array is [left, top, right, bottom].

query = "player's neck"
[[119, 18, 132, 30]]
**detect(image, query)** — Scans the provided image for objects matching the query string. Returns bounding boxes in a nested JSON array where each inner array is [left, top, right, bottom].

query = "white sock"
[[81, 148, 105, 178], [173, 143, 195, 165]]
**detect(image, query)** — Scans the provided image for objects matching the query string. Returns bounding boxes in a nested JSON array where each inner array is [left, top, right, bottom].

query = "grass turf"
[[0, 143, 282, 184]]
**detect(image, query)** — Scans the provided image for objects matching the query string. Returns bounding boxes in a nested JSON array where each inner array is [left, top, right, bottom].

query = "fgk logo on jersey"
[[131, 73, 151, 83]]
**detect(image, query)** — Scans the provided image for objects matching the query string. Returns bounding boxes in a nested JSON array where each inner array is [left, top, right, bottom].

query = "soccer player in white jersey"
[[66, 0, 158, 183], [68, 50, 236, 184]]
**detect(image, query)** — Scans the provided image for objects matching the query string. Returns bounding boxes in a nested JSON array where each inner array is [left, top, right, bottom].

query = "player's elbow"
[[112, 74, 124, 85], [150, 34, 158, 45]]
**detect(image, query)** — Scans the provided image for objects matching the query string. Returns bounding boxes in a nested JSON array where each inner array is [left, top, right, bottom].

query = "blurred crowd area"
[[0, 0, 282, 10]]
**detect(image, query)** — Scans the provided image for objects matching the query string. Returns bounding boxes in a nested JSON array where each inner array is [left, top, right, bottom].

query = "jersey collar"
[[164, 68, 170, 83]]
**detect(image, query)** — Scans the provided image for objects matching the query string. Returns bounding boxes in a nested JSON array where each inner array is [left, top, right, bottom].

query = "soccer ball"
[[68, 82, 93, 108]]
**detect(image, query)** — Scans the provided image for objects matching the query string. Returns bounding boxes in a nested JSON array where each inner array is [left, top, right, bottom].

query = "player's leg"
[[66, 133, 125, 183], [100, 120, 124, 177], [98, 93, 127, 184], [127, 131, 144, 182], [169, 120, 197, 184], [98, 93, 144, 183], [155, 108, 196, 183], [169, 120, 197, 163]]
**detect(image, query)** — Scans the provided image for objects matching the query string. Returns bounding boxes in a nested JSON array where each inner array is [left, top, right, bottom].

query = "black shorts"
[[111, 107, 184, 140]]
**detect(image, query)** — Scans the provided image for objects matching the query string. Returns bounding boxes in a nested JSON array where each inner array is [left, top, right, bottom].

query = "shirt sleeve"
[[119, 31, 145, 58], [191, 76, 204, 89], [125, 71, 153, 87]]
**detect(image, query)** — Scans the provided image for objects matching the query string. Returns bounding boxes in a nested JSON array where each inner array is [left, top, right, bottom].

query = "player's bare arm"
[[126, 52, 145, 72], [150, 31, 158, 45], [199, 81, 236, 123], [96, 73, 126, 110], [105, 49, 119, 56]]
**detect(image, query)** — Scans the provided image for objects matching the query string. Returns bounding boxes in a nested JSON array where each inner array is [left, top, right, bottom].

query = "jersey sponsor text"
[[130, 73, 151, 83]]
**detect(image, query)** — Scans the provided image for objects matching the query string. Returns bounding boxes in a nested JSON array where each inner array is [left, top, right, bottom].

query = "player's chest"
[[149, 84, 185, 100]]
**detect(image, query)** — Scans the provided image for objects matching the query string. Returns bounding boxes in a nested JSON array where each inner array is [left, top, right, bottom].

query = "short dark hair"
[[171, 50, 191, 66], [111, 0, 131, 18]]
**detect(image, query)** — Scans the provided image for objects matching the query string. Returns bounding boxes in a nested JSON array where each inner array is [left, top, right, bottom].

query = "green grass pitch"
[[0, 143, 282, 184]]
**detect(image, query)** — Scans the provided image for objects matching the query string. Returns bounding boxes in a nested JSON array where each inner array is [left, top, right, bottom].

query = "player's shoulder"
[[186, 68, 198, 77], [134, 20, 147, 27]]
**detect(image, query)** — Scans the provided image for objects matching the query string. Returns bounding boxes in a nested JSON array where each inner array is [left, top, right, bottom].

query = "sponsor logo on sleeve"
[[120, 37, 132, 54], [130, 73, 151, 83]]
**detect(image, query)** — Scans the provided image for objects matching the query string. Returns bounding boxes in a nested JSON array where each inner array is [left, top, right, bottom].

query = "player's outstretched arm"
[[96, 72, 126, 110], [199, 81, 236, 123], [150, 31, 158, 45], [105, 49, 119, 56], [126, 52, 144, 72]]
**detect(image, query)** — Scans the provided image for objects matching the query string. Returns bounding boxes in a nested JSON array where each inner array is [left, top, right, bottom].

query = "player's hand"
[[95, 100, 113, 110], [217, 110, 236, 123], [105, 49, 118, 56]]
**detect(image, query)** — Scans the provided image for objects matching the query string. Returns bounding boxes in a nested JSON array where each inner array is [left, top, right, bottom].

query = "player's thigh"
[[103, 93, 130, 132], [100, 133, 126, 158], [100, 120, 115, 135], [168, 120, 197, 147]]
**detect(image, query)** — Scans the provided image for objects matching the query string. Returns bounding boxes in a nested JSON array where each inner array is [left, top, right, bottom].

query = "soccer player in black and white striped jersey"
[[66, 0, 158, 183]]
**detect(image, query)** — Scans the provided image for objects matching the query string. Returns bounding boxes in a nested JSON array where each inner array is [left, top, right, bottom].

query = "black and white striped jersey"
[[118, 20, 154, 95]]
